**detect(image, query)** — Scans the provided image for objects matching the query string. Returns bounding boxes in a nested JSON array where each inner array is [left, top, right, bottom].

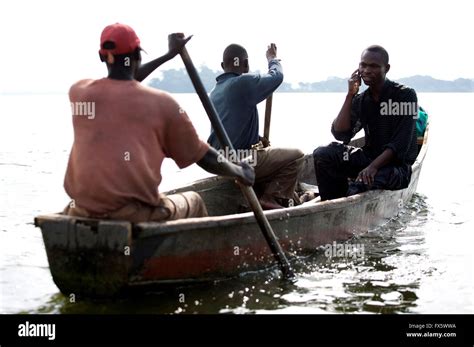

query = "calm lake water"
[[0, 92, 473, 314]]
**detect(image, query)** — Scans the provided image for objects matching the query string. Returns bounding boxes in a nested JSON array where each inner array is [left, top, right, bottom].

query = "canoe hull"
[[132, 165, 421, 284]]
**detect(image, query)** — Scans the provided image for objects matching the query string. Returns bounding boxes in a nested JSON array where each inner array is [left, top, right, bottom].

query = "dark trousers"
[[313, 142, 412, 201]]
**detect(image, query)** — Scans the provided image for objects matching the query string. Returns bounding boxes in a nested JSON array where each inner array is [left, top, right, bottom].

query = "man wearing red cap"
[[64, 23, 254, 223]]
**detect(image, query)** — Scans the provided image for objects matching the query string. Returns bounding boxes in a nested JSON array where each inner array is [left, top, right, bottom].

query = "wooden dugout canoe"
[[35, 128, 429, 298]]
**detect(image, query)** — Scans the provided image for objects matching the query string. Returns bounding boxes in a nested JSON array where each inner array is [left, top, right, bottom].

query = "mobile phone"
[[356, 70, 362, 84]]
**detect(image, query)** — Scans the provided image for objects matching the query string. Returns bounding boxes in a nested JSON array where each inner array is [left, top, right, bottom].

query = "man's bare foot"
[[299, 191, 317, 203]]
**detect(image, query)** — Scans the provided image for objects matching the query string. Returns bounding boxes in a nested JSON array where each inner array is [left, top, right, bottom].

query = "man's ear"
[[243, 58, 249, 71], [106, 52, 115, 65], [385, 63, 391, 74], [221, 62, 225, 70]]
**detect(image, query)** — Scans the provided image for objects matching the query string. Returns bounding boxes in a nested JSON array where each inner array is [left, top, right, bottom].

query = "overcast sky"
[[1, 0, 473, 93]]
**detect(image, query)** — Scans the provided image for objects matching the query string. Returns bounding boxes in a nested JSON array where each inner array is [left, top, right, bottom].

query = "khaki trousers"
[[64, 192, 208, 223], [253, 147, 304, 202]]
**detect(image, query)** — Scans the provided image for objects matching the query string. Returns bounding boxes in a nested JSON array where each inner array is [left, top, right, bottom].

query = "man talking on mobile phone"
[[312, 45, 418, 200]]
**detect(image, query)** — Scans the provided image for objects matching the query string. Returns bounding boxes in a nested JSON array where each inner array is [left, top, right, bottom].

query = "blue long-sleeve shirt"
[[207, 59, 284, 150]]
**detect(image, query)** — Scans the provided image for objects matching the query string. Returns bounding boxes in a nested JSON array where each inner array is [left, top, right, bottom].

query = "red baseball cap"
[[99, 23, 142, 56]]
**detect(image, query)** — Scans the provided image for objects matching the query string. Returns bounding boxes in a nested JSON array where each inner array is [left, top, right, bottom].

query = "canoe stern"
[[34, 215, 133, 297]]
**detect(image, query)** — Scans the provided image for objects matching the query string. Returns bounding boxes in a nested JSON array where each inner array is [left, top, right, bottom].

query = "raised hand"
[[348, 69, 361, 96], [168, 33, 192, 57], [266, 43, 277, 62]]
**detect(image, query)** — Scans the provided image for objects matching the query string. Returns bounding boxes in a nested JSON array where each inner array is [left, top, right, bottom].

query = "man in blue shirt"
[[208, 43, 304, 209]]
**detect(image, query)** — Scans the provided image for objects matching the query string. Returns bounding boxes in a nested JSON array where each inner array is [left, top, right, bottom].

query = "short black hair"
[[222, 44, 248, 68], [364, 45, 389, 65]]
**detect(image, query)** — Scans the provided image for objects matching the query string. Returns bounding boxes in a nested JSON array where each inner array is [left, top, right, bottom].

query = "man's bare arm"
[[197, 148, 255, 186], [135, 33, 191, 82]]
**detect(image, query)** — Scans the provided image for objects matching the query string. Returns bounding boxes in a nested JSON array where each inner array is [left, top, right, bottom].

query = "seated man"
[[208, 43, 304, 209], [313, 45, 418, 200], [64, 23, 254, 223]]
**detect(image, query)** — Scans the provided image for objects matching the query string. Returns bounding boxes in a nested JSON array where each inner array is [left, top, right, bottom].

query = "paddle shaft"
[[179, 47, 294, 279], [263, 94, 273, 141]]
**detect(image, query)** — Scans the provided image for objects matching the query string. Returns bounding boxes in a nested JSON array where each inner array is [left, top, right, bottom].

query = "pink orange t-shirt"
[[64, 78, 209, 214]]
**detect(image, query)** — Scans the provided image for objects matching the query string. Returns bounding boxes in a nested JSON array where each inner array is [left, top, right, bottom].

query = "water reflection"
[[276, 194, 430, 314]]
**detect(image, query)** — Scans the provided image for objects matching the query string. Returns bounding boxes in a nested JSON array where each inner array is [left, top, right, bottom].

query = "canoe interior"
[[165, 136, 361, 217], [34, 128, 429, 297], [165, 134, 425, 218]]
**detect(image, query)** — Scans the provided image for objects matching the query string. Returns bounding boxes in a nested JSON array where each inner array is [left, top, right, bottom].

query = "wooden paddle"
[[179, 47, 294, 279], [263, 94, 273, 142]]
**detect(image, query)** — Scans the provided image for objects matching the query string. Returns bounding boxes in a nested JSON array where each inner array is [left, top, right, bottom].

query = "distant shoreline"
[[148, 67, 474, 93], [2, 74, 473, 95]]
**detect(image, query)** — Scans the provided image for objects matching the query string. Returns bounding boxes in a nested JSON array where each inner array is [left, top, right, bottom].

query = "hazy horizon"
[[1, 74, 472, 95]]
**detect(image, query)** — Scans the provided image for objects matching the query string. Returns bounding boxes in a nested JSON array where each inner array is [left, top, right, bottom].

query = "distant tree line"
[[149, 66, 474, 93]]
